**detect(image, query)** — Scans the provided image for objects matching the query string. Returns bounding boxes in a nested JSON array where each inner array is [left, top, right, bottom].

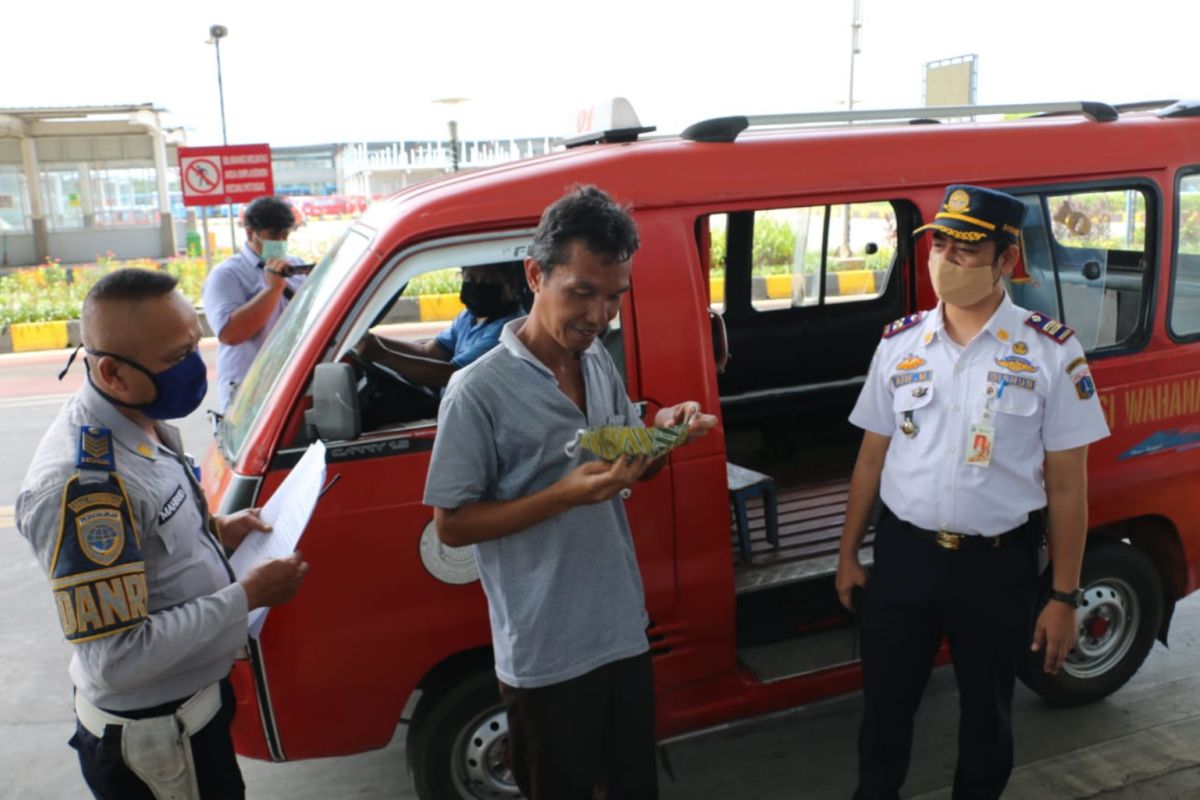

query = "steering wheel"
[[343, 349, 439, 426]]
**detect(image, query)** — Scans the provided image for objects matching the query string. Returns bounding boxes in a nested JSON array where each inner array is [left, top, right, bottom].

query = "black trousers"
[[69, 678, 244, 800], [854, 510, 1037, 800], [498, 651, 658, 800]]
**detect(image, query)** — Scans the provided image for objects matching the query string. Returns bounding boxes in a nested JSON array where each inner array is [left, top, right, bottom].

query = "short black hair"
[[243, 195, 296, 233], [86, 268, 178, 304], [527, 185, 639, 275]]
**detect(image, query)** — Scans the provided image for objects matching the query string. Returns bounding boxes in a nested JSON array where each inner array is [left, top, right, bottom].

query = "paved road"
[[3, 347, 1200, 798]]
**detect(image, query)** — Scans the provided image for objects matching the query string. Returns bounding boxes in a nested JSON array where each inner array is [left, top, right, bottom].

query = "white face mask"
[[929, 254, 1000, 307], [260, 239, 288, 260]]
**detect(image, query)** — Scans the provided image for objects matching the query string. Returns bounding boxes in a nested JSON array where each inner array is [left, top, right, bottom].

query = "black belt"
[[882, 506, 1029, 552]]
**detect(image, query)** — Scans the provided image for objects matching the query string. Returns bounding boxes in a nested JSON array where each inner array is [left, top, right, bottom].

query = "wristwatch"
[[1048, 588, 1083, 609]]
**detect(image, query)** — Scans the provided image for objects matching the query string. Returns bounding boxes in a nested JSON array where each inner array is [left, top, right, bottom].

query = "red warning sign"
[[178, 144, 274, 207]]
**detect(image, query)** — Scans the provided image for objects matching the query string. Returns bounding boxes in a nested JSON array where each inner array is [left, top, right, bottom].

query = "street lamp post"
[[841, 0, 864, 257], [208, 24, 237, 252], [433, 98, 469, 173]]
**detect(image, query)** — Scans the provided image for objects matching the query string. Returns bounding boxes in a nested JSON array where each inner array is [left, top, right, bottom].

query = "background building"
[[0, 105, 184, 266]]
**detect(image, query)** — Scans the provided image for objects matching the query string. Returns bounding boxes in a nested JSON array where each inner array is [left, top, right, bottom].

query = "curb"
[[0, 272, 885, 355], [0, 293, 466, 355]]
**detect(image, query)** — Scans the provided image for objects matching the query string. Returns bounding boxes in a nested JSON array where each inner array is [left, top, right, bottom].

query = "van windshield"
[[220, 227, 372, 462]]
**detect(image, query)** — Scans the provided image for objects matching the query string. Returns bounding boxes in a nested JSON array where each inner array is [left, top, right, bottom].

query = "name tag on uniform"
[[965, 422, 995, 467]]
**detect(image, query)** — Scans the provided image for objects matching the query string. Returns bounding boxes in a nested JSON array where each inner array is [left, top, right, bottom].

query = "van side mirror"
[[305, 362, 362, 442]]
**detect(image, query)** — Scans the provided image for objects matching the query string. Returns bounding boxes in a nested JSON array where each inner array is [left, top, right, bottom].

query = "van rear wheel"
[[407, 669, 523, 799], [1018, 542, 1163, 707]]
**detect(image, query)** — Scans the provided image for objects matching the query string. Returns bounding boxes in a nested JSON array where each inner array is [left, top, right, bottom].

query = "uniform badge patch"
[[896, 354, 926, 370], [882, 313, 924, 339], [52, 474, 146, 644], [1013, 341, 1029, 355], [1025, 312, 1074, 344], [912, 386, 929, 398], [75, 508, 125, 566], [67, 492, 123, 513], [987, 371, 1036, 391], [159, 485, 188, 525], [997, 329, 1010, 342], [1066, 356, 1088, 374], [77, 426, 115, 471], [994, 356, 1039, 374], [891, 370, 932, 388], [1074, 371, 1097, 400]]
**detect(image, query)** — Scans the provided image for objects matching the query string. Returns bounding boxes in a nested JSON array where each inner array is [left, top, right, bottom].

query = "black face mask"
[[460, 282, 516, 319]]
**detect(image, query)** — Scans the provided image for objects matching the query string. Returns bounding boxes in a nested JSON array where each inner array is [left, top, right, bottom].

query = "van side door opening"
[[698, 199, 916, 681]]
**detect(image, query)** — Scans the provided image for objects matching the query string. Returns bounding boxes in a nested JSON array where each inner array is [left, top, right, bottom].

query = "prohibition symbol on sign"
[[183, 158, 222, 195]]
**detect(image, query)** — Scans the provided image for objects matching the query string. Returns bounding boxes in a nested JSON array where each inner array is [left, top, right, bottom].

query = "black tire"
[[407, 669, 523, 800], [1019, 542, 1163, 707]]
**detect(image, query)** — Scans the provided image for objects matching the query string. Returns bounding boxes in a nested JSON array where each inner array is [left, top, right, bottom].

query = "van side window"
[[698, 198, 909, 446], [1169, 172, 1200, 337], [710, 203, 897, 314], [1013, 186, 1151, 353]]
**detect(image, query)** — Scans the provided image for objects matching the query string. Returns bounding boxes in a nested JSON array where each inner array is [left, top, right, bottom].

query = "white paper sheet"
[[229, 440, 326, 637]]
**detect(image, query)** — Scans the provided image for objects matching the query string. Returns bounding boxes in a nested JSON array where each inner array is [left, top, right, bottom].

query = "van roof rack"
[[1159, 99, 1200, 118], [680, 101, 1121, 143]]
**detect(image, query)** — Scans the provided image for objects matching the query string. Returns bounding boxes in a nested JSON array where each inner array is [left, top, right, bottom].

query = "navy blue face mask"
[[84, 349, 209, 420]]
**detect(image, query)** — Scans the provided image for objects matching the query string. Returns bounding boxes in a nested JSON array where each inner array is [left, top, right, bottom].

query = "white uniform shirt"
[[201, 244, 305, 411], [849, 293, 1110, 536]]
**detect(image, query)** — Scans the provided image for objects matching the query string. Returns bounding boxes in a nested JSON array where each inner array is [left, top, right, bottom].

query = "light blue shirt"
[[434, 309, 524, 368], [423, 320, 649, 688], [201, 244, 305, 411]]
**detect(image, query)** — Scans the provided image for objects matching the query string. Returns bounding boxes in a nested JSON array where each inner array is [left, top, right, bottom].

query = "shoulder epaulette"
[[77, 426, 115, 472], [882, 312, 925, 339], [1025, 312, 1074, 344]]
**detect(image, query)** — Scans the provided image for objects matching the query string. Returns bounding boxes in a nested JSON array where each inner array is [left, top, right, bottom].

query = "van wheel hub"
[[1064, 579, 1137, 680], [452, 708, 520, 797]]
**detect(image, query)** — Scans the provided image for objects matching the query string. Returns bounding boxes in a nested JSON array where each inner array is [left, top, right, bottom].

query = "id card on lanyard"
[[966, 379, 1003, 467]]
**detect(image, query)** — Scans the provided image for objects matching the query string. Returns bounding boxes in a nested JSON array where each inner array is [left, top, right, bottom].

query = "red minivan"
[[203, 99, 1200, 798]]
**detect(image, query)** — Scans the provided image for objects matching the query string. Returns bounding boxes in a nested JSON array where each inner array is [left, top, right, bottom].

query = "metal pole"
[[201, 205, 212, 271], [448, 120, 460, 173], [842, 0, 863, 258], [213, 33, 237, 252]]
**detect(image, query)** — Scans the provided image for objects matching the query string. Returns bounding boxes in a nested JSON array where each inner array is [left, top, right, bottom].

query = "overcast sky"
[[7, 0, 1195, 147]]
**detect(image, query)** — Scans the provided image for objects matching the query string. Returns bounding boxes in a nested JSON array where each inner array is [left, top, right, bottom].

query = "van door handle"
[[710, 308, 731, 374]]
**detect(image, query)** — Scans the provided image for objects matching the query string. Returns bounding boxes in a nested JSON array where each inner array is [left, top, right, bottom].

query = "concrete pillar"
[[148, 115, 176, 257], [76, 161, 96, 228], [19, 136, 47, 263]]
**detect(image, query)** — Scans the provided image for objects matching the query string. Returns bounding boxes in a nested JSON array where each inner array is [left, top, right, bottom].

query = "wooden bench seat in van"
[[733, 478, 876, 594]]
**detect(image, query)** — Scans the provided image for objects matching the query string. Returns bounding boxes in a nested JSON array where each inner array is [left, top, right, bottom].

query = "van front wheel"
[[1018, 542, 1163, 707], [407, 669, 523, 799]]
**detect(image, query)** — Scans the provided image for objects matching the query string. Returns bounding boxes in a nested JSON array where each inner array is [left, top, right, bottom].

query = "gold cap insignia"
[[946, 189, 971, 213]]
